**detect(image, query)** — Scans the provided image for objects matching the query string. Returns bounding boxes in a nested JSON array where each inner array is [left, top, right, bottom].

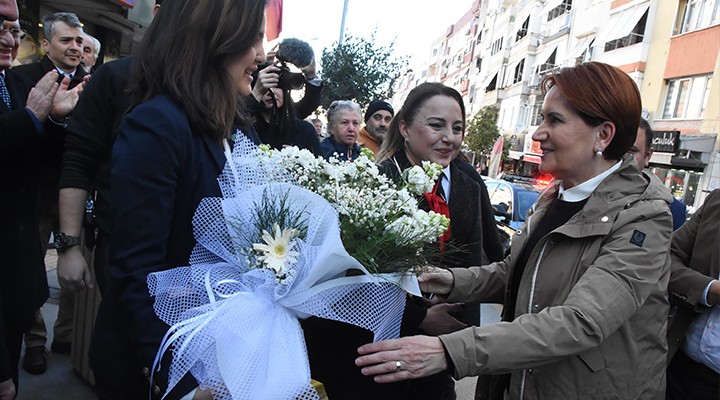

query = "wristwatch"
[[53, 233, 80, 253]]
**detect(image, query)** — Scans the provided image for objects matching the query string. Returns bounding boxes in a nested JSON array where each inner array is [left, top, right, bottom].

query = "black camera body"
[[276, 61, 305, 91], [257, 61, 304, 91]]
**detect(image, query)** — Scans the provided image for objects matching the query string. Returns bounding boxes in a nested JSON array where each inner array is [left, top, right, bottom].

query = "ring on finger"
[[395, 361, 402, 372]]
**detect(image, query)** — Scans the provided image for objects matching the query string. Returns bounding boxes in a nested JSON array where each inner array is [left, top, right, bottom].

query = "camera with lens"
[[276, 61, 305, 91], [256, 61, 305, 91], [272, 37, 316, 91]]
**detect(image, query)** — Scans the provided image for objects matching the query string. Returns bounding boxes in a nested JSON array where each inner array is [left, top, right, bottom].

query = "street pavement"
[[15, 251, 500, 399], [16, 252, 96, 400]]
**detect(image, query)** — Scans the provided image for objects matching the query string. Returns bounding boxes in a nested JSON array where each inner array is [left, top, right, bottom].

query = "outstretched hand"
[[419, 302, 467, 335], [355, 336, 448, 383], [418, 267, 454, 295]]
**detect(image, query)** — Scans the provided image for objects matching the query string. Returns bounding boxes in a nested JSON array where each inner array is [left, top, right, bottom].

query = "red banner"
[[265, 0, 282, 41], [488, 137, 504, 178]]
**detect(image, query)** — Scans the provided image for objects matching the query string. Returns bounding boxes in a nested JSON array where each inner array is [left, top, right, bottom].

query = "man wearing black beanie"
[[358, 99, 393, 156]]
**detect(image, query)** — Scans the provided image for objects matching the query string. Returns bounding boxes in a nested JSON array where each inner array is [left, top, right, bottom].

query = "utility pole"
[[339, 0, 349, 45]]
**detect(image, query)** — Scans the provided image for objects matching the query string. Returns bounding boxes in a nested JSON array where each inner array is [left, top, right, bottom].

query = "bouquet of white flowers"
[[147, 135, 448, 400], [256, 145, 449, 273]]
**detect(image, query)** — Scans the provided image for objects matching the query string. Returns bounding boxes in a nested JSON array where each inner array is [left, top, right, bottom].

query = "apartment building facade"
[[395, 0, 719, 209]]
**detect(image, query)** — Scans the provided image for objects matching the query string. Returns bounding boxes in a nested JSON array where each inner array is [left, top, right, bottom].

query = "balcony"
[[537, 63, 559, 76], [604, 32, 643, 52]]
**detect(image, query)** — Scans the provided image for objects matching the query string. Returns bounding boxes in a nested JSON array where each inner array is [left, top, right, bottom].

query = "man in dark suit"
[[0, 17, 82, 400], [666, 189, 720, 400], [12, 11, 88, 374], [13, 12, 87, 89]]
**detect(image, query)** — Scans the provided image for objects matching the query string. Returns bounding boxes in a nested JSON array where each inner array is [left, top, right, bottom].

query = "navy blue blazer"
[[90, 95, 241, 399]]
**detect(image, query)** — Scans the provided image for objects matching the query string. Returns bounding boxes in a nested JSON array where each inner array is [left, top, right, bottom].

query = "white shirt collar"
[[441, 165, 451, 203], [55, 66, 76, 80], [558, 161, 622, 202]]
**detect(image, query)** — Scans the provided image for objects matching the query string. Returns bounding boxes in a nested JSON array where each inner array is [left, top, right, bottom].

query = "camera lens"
[[287, 73, 305, 90]]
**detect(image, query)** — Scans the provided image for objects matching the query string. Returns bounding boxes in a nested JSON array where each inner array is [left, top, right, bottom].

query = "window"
[[547, 0, 572, 22], [491, 38, 504, 55], [537, 49, 557, 75], [662, 75, 713, 119], [530, 101, 544, 126], [701, 77, 713, 116], [485, 74, 498, 92], [513, 59, 525, 84], [486, 183, 513, 216], [476, 30, 483, 45], [516, 16, 530, 41], [679, 0, 720, 34], [465, 41, 474, 55], [604, 11, 647, 52]]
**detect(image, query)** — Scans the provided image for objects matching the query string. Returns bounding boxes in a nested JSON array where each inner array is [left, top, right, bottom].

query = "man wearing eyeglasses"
[[0, 17, 83, 400]]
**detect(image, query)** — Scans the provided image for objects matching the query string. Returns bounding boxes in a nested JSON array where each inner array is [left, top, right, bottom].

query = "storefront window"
[[649, 166, 703, 207]]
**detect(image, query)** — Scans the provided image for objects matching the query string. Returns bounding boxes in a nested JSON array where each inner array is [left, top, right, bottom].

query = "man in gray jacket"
[[666, 189, 720, 400]]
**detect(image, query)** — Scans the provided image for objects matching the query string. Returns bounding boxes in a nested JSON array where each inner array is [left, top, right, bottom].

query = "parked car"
[[484, 178, 541, 255]]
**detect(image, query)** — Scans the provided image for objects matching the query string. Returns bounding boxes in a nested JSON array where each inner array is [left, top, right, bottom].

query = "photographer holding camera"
[[247, 38, 322, 153]]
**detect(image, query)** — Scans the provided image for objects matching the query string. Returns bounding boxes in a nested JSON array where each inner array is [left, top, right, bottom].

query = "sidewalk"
[[16, 251, 97, 400]]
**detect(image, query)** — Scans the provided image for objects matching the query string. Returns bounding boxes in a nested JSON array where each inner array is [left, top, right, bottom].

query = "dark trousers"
[[2, 319, 23, 390], [93, 231, 111, 295], [94, 374, 148, 400], [666, 349, 719, 400]]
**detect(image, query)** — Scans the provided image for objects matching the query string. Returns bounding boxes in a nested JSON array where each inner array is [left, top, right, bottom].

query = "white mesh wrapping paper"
[[148, 135, 417, 399]]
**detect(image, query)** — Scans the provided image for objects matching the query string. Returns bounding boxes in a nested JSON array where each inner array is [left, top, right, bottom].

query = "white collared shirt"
[[557, 161, 622, 202], [54, 66, 76, 80]]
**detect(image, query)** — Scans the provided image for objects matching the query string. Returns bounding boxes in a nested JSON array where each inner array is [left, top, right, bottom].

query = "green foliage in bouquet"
[[228, 189, 310, 283]]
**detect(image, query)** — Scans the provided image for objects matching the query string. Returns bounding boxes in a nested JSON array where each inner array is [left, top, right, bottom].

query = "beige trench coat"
[[439, 155, 672, 400]]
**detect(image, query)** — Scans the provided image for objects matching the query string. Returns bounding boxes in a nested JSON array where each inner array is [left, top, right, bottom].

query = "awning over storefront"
[[508, 150, 524, 160], [594, 1, 650, 45], [679, 134, 716, 152], [650, 133, 717, 169], [523, 154, 542, 164]]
